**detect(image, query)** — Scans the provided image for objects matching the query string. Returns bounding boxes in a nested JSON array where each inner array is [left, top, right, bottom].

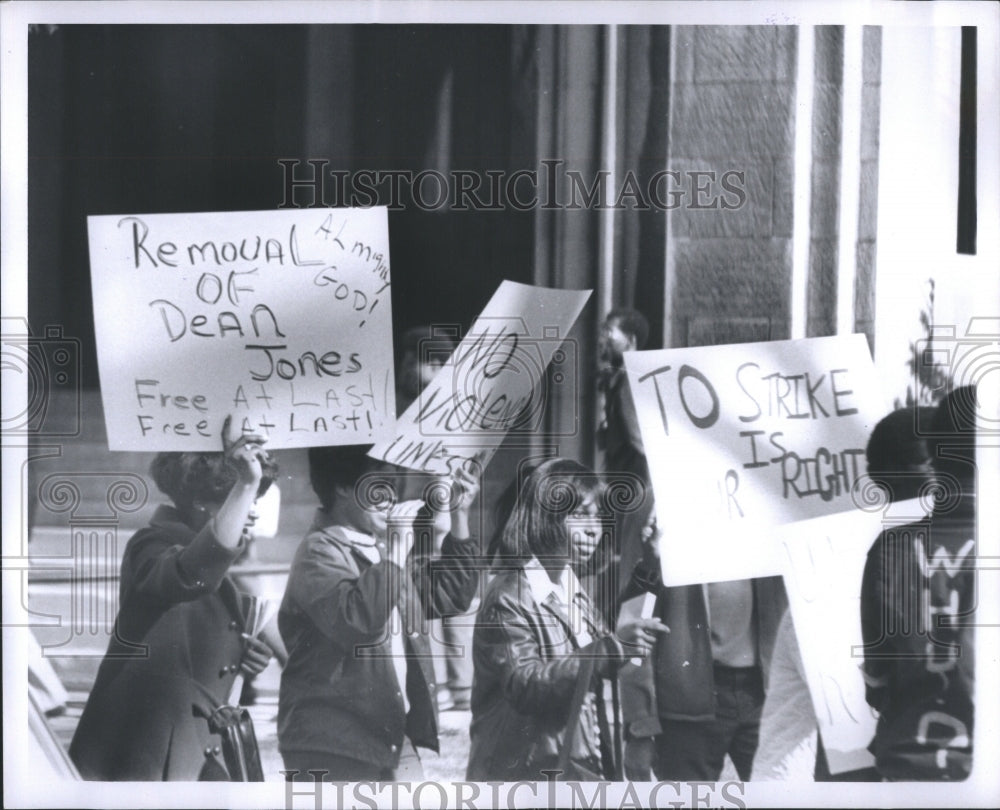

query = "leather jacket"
[[466, 566, 624, 781]]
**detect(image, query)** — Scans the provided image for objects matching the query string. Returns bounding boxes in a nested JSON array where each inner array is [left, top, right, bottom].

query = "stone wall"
[[855, 26, 883, 352], [666, 25, 881, 350], [667, 25, 797, 347]]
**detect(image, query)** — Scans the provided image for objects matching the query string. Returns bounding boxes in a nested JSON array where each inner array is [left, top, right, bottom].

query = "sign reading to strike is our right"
[[624, 334, 887, 586]]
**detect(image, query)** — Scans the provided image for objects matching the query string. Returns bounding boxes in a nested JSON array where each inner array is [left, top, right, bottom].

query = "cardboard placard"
[[368, 280, 591, 475], [623, 334, 887, 584], [775, 505, 905, 775], [89, 208, 395, 450]]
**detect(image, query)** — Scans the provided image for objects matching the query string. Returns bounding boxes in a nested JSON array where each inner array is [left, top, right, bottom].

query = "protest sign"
[[89, 208, 395, 450], [775, 504, 912, 775], [368, 280, 590, 475], [623, 334, 887, 584]]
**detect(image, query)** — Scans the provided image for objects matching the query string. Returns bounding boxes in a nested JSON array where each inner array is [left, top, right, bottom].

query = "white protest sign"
[[89, 208, 395, 450], [774, 504, 917, 775], [623, 334, 887, 584], [368, 280, 591, 475]]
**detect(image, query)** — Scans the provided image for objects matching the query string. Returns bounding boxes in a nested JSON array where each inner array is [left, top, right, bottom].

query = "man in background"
[[602, 308, 785, 782], [596, 308, 653, 619], [861, 385, 978, 781]]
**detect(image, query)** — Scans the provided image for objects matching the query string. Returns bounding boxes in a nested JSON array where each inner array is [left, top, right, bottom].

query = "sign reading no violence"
[[89, 208, 395, 450], [624, 334, 887, 585], [369, 281, 591, 475]]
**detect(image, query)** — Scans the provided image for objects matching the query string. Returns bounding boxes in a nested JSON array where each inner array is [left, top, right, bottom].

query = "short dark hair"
[[928, 385, 977, 480], [150, 452, 277, 514], [865, 407, 933, 503], [496, 458, 606, 564], [308, 444, 389, 512], [606, 308, 650, 350]]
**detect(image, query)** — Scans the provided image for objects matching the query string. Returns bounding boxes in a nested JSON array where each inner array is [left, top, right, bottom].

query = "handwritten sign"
[[776, 506, 898, 775], [368, 281, 591, 475], [89, 208, 395, 450], [623, 334, 887, 584]]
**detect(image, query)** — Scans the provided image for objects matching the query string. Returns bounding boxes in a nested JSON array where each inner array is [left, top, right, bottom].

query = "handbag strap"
[[190, 679, 264, 782]]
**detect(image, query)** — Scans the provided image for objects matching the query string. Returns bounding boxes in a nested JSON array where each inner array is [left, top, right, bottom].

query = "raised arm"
[[412, 464, 482, 618]]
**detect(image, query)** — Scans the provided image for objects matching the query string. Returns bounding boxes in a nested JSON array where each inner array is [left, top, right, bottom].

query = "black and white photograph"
[[2, 1, 998, 808]]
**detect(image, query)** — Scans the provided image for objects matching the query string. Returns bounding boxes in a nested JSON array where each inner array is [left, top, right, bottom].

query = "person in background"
[[618, 528, 787, 781], [278, 445, 480, 780], [861, 386, 978, 781], [599, 307, 787, 782], [862, 405, 937, 507], [70, 418, 276, 780], [751, 405, 935, 782], [395, 324, 457, 415], [596, 308, 654, 621], [597, 308, 650, 492], [815, 404, 935, 780], [467, 459, 668, 781]]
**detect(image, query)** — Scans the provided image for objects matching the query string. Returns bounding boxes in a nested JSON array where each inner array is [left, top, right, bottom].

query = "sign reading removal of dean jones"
[[89, 207, 396, 450]]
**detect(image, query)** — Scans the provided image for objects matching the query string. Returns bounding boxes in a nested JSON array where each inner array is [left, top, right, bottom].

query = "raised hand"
[[385, 499, 425, 565], [447, 462, 482, 540], [222, 415, 268, 488], [450, 463, 482, 513], [433, 457, 483, 541], [210, 415, 270, 551]]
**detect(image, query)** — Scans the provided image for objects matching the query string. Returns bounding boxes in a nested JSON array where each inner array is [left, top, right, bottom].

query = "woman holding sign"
[[70, 418, 276, 781], [466, 458, 668, 781], [277, 445, 481, 781]]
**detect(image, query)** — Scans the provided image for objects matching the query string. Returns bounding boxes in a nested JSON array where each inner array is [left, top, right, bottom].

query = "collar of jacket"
[[149, 503, 195, 531], [523, 556, 584, 605], [523, 559, 596, 646], [309, 510, 382, 564]]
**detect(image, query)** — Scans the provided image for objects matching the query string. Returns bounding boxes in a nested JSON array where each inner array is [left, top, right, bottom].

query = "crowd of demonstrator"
[[68, 312, 978, 784]]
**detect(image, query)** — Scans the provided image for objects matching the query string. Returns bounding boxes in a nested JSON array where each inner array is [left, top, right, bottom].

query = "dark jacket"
[[466, 567, 624, 781], [619, 566, 787, 735], [598, 366, 655, 621], [600, 366, 649, 483], [860, 506, 975, 781], [70, 505, 248, 781], [277, 514, 478, 770]]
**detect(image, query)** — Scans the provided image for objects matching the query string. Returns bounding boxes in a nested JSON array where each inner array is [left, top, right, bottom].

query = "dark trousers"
[[652, 664, 764, 781], [282, 738, 423, 782]]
